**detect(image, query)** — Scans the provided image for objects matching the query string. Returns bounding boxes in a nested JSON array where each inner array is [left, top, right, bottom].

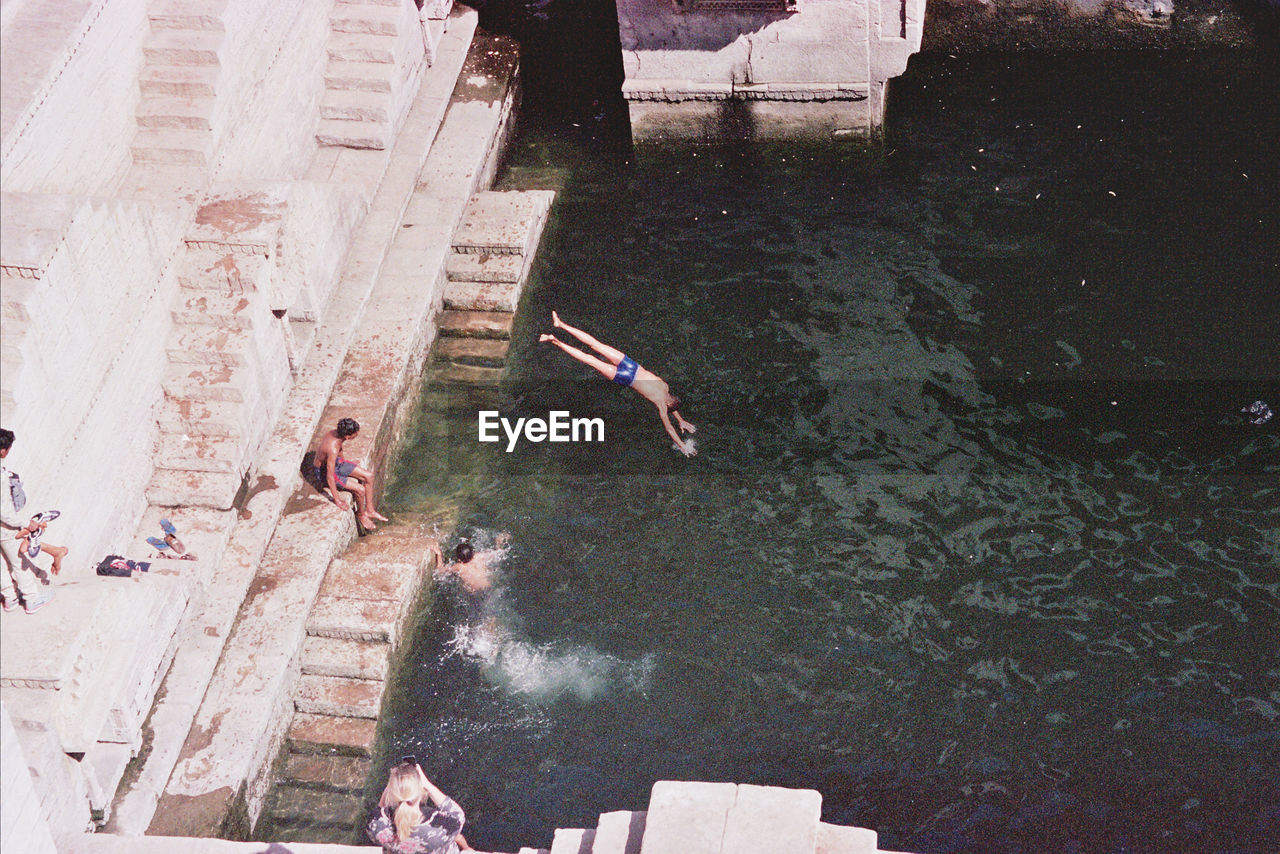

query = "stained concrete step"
[[156, 396, 247, 437], [148, 11, 226, 32], [295, 674, 385, 719], [332, 6, 402, 35], [154, 432, 242, 474], [143, 30, 224, 66], [131, 128, 215, 166], [166, 325, 251, 365], [437, 309, 514, 340], [162, 362, 256, 403], [301, 635, 392, 680], [443, 279, 521, 313], [287, 713, 378, 757], [317, 118, 391, 150], [815, 822, 878, 854], [137, 95, 216, 130], [266, 784, 364, 827], [327, 33, 398, 64], [321, 90, 392, 123], [445, 250, 525, 283], [452, 190, 555, 256], [722, 784, 822, 854], [139, 65, 219, 97], [640, 781, 737, 854], [435, 335, 509, 366], [174, 289, 255, 317], [325, 60, 398, 93], [145, 467, 242, 510], [552, 829, 596, 854], [593, 811, 646, 854], [281, 752, 372, 792], [307, 596, 401, 644], [430, 362, 504, 384]]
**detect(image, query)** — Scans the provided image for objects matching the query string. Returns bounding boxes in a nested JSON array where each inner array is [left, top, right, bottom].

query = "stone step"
[[138, 65, 219, 97], [815, 822, 878, 854], [85, 741, 137, 817], [332, 6, 402, 36], [148, 11, 226, 32], [430, 362, 504, 385], [453, 190, 555, 256], [640, 781, 737, 854], [438, 309, 514, 340], [551, 829, 596, 854], [327, 33, 397, 64], [137, 95, 216, 130], [325, 60, 397, 93], [316, 118, 390, 150], [143, 30, 224, 66], [174, 288, 255, 317], [153, 432, 242, 474], [301, 635, 392, 681], [166, 324, 252, 365], [434, 335, 509, 367], [131, 128, 214, 166], [295, 674, 385, 719], [281, 752, 372, 792], [722, 784, 822, 854], [162, 362, 255, 403], [445, 250, 525, 283], [443, 279, 522, 313], [266, 785, 364, 827], [287, 713, 377, 757], [321, 90, 392, 123], [307, 596, 401, 645], [593, 811, 646, 854], [145, 467, 242, 510], [156, 396, 246, 437]]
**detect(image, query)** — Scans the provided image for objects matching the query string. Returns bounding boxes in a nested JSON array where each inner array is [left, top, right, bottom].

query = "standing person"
[[367, 758, 472, 853], [310, 417, 389, 531], [0, 428, 52, 614], [540, 311, 697, 456]]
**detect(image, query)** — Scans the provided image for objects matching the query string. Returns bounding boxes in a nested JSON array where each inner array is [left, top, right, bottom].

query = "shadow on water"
[[371, 46, 1280, 854]]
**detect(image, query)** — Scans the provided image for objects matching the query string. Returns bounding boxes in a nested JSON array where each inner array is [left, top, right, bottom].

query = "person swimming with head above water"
[[540, 311, 697, 456]]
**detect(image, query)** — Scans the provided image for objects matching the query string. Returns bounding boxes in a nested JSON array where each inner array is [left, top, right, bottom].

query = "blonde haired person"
[[367, 758, 471, 854]]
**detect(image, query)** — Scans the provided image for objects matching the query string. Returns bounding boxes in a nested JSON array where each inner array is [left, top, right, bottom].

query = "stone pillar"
[[616, 0, 924, 139]]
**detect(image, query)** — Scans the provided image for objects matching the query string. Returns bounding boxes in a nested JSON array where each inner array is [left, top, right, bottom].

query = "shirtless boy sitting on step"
[[312, 418, 389, 531]]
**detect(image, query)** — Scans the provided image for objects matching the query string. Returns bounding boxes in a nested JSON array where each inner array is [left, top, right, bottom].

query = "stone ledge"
[[286, 713, 377, 757]]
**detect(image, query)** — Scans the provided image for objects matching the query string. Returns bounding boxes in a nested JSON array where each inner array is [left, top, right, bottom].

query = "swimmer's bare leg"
[[541, 334, 620, 381], [349, 465, 389, 522], [550, 312, 626, 364]]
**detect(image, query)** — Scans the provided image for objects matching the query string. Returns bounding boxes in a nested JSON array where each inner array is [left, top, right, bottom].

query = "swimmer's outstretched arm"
[[658, 404, 696, 456]]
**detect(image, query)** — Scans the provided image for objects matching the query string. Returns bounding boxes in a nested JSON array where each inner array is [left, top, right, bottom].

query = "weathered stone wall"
[[0, 0, 147, 195], [1, 703, 59, 854], [921, 0, 1265, 52]]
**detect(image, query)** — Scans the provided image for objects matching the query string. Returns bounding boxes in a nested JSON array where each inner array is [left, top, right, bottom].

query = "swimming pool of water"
[[377, 49, 1279, 853]]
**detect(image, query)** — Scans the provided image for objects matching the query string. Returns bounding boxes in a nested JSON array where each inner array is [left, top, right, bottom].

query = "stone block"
[[301, 636, 392, 681], [306, 595, 401, 644], [445, 250, 525, 283], [430, 362, 503, 385], [443, 279, 521, 313], [154, 432, 242, 473], [281, 752, 372, 792], [721, 784, 822, 854], [434, 335, 509, 366], [146, 467, 242, 510], [437, 309, 513, 339], [322, 91, 392, 123], [162, 362, 255, 403], [143, 31, 224, 66], [319, 553, 424, 603], [137, 96, 216, 131], [132, 129, 214, 166], [595, 810, 647, 854], [266, 784, 364, 827], [814, 822, 878, 854], [156, 397, 246, 438], [287, 713, 377, 757], [328, 33, 397, 64], [317, 118, 390, 150], [139, 65, 220, 97], [326, 60, 398, 93], [551, 828, 595, 854], [639, 781, 737, 854], [452, 191, 554, 256], [333, 7, 402, 36], [294, 674, 384, 719]]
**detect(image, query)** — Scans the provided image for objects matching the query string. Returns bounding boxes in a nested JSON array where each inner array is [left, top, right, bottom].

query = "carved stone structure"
[[616, 0, 925, 139]]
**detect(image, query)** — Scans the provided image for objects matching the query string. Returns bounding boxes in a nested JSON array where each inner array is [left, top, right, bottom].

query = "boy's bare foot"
[[370, 511, 390, 523], [539, 333, 555, 343], [551, 310, 562, 328], [359, 516, 377, 531]]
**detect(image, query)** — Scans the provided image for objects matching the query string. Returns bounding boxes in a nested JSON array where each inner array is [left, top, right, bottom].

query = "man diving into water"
[[541, 311, 697, 456]]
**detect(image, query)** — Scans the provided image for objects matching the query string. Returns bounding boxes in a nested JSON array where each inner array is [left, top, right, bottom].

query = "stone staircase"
[[263, 523, 436, 840], [544, 781, 898, 854], [132, 0, 228, 171], [433, 190, 556, 383], [318, 0, 436, 150]]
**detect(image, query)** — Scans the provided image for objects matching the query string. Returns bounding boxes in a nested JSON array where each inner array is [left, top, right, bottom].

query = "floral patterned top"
[[367, 797, 465, 854]]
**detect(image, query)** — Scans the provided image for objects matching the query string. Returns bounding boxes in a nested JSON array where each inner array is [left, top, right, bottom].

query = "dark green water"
[[379, 50, 1279, 853]]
